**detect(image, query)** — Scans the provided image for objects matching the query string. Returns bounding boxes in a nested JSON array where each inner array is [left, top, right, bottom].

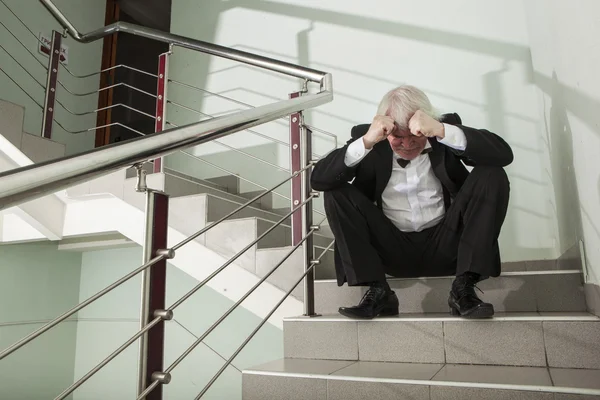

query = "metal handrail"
[[54, 316, 163, 400], [193, 240, 335, 399], [58, 80, 157, 98], [138, 217, 327, 398], [0, 167, 308, 362], [60, 63, 158, 80], [0, 87, 331, 210], [168, 79, 339, 148], [40, 0, 330, 88]]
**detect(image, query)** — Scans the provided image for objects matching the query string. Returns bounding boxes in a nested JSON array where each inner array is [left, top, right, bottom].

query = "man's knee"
[[324, 183, 371, 211], [470, 166, 509, 190]]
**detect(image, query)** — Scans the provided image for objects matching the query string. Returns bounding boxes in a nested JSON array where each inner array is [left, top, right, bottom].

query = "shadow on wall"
[[168, 0, 600, 262], [541, 72, 582, 255]]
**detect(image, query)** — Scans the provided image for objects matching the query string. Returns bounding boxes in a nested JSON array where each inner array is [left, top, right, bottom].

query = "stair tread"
[[244, 359, 600, 394], [284, 311, 600, 322]]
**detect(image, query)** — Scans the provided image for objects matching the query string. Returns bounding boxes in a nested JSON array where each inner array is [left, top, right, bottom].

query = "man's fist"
[[363, 115, 396, 149], [408, 110, 445, 139]]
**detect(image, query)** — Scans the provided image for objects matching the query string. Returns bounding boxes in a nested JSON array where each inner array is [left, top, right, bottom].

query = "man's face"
[[387, 126, 428, 160]]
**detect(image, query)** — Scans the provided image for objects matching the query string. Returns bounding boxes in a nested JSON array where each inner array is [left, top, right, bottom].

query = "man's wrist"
[[363, 136, 374, 149], [436, 122, 445, 139]]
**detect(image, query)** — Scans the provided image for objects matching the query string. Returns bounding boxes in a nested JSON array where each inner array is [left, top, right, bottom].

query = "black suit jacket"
[[311, 114, 513, 209]]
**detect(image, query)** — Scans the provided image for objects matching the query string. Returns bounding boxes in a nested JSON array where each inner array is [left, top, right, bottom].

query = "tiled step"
[[238, 189, 274, 211], [283, 312, 600, 369], [314, 254, 581, 280], [315, 271, 586, 314], [243, 358, 600, 400]]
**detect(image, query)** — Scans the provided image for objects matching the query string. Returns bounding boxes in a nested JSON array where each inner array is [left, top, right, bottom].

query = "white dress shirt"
[[344, 124, 467, 232]]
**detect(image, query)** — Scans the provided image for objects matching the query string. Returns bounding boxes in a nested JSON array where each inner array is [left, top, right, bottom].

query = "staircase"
[[243, 259, 600, 398]]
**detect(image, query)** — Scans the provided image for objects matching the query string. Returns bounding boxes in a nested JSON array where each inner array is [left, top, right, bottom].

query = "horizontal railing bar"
[[156, 218, 326, 387], [166, 101, 290, 147], [60, 63, 158, 80], [1, 0, 45, 46], [167, 194, 315, 311], [54, 120, 146, 136], [194, 239, 335, 399], [40, 0, 329, 85], [54, 316, 163, 400], [0, 90, 331, 210], [0, 68, 43, 109], [166, 121, 291, 173], [58, 81, 157, 98], [0, 43, 46, 89], [167, 81, 336, 153], [56, 101, 155, 120], [0, 18, 47, 69], [170, 164, 310, 252], [0, 255, 165, 360]]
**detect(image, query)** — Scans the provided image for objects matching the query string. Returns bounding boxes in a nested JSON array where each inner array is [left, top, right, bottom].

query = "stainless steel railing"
[[0, 1, 335, 399]]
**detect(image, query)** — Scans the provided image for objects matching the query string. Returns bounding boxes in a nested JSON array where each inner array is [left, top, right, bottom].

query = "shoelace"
[[457, 283, 484, 299], [359, 288, 379, 305]]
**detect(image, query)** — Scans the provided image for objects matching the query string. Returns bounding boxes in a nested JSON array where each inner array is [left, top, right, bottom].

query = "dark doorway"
[[95, 0, 172, 147]]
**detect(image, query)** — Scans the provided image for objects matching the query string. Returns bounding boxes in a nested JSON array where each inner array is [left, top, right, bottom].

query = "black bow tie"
[[396, 147, 432, 168]]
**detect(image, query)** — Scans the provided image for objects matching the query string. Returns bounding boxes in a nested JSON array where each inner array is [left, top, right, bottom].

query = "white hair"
[[376, 85, 439, 130]]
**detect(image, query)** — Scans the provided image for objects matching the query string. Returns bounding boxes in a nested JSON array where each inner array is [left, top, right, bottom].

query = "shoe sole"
[[338, 307, 399, 320], [450, 304, 495, 319]]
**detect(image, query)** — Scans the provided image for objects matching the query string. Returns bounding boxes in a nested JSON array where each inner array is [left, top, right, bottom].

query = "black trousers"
[[323, 167, 510, 286]]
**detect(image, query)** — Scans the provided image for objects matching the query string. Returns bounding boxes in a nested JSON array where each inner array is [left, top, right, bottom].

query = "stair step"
[[238, 190, 274, 210], [282, 312, 600, 369], [315, 271, 586, 314], [243, 358, 600, 400], [205, 174, 240, 194]]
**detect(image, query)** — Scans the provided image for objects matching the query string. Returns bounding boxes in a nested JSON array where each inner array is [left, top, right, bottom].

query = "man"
[[311, 85, 512, 319]]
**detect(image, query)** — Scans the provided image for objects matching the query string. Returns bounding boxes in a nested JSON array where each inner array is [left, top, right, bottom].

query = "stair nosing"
[[242, 368, 600, 396], [283, 312, 600, 323], [315, 269, 583, 283]]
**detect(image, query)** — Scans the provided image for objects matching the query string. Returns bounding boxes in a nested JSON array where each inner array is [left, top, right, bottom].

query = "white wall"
[[168, 0, 559, 261], [0, 242, 81, 400], [0, 0, 106, 155], [523, 0, 600, 284], [73, 246, 283, 400]]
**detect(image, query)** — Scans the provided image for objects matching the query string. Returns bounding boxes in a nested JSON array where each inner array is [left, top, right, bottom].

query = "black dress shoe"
[[338, 286, 399, 319], [448, 273, 494, 319]]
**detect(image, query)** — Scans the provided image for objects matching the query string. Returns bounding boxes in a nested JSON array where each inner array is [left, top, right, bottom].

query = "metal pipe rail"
[[138, 218, 328, 399], [194, 240, 335, 399], [0, 88, 331, 211], [0, 166, 307, 362], [39, 0, 330, 89]]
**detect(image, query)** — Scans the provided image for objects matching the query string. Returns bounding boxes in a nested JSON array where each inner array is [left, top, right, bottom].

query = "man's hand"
[[363, 115, 396, 149], [408, 110, 445, 139]]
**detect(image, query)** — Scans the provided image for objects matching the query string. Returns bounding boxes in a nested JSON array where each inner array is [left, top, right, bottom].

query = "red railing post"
[[153, 50, 169, 173], [290, 90, 317, 316], [41, 30, 62, 139], [137, 164, 171, 399]]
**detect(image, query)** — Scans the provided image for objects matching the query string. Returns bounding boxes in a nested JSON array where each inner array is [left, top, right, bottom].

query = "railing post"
[[153, 48, 171, 173], [41, 30, 62, 139], [137, 166, 170, 400], [290, 90, 317, 316]]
